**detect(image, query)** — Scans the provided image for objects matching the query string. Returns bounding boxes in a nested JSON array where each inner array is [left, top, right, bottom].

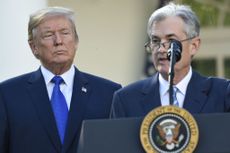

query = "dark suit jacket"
[[0, 67, 121, 153], [110, 71, 230, 118]]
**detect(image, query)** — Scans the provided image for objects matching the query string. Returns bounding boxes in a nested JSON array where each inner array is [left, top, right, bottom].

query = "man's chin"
[[157, 67, 169, 74]]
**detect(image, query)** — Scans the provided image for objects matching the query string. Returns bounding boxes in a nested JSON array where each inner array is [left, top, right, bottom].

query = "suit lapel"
[[27, 69, 62, 151], [63, 68, 90, 152], [140, 73, 161, 115], [139, 71, 210, 114], [183, 71, 210, 113]]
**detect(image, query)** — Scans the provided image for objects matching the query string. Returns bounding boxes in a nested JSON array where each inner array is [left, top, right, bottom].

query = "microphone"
[[167, 39, 182, 105], [167, 39, 182, 62]]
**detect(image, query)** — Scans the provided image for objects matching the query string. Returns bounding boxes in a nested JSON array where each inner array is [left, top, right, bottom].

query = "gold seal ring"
[[140, 106, 199, 153]]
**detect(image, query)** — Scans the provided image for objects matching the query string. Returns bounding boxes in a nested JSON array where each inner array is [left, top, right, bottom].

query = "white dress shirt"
[[159, 67, 192, 108], [40, 65, 75, 110]]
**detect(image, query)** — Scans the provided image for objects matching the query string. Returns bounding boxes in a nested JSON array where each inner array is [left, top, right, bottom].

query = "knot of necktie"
[[51, 75, 64, 85]]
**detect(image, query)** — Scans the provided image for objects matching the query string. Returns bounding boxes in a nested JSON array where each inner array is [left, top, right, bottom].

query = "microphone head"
[[167, 39, 182, 62]]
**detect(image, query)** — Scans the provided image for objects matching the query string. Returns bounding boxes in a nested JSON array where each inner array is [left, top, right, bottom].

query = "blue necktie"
[[51, 76, 68, 144], [173, 87, 179, 106]]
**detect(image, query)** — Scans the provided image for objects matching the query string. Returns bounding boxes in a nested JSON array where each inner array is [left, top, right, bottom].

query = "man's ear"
[[28, 40, 39, 59], [190, 36, 201, 56]]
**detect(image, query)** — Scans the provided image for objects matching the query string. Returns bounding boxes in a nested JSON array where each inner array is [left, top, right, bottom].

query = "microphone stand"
[[168, 43, 177, 105]]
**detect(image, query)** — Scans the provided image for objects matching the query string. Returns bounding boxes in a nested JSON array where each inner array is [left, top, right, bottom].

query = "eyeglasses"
[[145, 36, 196, 53]]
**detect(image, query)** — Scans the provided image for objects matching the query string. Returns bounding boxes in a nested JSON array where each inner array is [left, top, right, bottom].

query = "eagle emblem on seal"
[[156, 119, 184, 150]]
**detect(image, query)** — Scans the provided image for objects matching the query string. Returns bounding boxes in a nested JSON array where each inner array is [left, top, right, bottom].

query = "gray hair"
[[28, 6, 78, 41], [147, 2, 200, 38]]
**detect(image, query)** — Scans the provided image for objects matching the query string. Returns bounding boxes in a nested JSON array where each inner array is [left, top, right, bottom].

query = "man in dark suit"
[[110, 2, 230, 118], [0, 7, 121, 153]]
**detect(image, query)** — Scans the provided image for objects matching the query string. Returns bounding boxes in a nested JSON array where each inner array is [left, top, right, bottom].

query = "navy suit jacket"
[[0, 67, 121, 153], [110, 71, 230, 118]]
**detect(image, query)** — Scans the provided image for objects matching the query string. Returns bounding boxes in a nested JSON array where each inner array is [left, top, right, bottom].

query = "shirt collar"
[[159, 74, 169, 96], [176, 67, 192, 95], [41, 65, 75, 86], [159, 67, 192, 96]]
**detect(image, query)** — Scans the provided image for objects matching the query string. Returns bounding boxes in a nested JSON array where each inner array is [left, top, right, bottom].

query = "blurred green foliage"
[[182, 0, 219, 27], [224, 12, 230, 26], [192, 59, 216, 77], [179, 0, 230, 27]]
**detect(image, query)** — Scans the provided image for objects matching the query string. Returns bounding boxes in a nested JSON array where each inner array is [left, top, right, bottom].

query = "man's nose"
[[157, 44, 168, 53], [54, 33, 63, 45]]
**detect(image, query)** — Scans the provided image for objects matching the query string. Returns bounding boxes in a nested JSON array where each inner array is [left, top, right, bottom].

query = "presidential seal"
[[140, 106, 199, 153]]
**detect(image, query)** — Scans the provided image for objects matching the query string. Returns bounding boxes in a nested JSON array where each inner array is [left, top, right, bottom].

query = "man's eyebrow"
[[150, 35, 160, 39], [165, 34, 176, 38], [150, 34, 177, 39]]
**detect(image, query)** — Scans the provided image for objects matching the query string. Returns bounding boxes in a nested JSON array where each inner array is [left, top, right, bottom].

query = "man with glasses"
[[110, 2, 230, 118]]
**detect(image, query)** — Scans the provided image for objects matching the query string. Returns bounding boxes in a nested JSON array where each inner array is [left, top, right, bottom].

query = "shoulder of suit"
[[0, 71, 34, 87], [79, 71, 121, 87], [193, 74, 229, 91], [192, 70, 228, 82], [116, 76, 153, 94]]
